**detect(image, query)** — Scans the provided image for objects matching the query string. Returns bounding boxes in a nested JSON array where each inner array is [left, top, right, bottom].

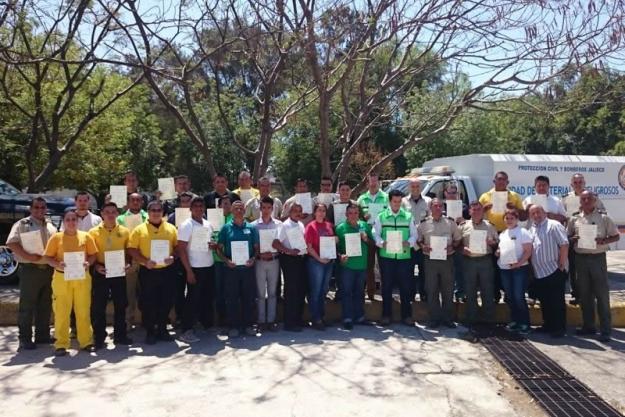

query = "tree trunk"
[[318, 92, 332, 178]]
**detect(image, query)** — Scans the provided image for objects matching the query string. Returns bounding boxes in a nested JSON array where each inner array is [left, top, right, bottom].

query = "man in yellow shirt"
[[479, 171, 525, 233], [127, 200, 178, 344], [43, 208, 98, 356], [233, 170, 260, 205], [89, 202, 133, 349]]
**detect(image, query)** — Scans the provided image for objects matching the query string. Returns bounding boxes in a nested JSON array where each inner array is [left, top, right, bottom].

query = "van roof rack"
[[408, 165, 455, 176]]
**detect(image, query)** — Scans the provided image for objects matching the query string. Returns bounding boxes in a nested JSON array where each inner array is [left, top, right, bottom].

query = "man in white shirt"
[[402, 178, 431, 302], [61, 191, 102, 232], [523, 176, 566, 224], [177, 196, 216, 343], [252, 196, 282, 330], [274, 203, 307, 331]]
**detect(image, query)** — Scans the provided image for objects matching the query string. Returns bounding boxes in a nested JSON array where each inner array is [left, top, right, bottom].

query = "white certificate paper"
[[469, 230, 488, 255], [286, 226, 307, 253], [125, 214, 143, 232], [231, 241, 250, 266], [20, 230, 44, 255], [63, 251, 85, 281], [259, 229, 277, 253], [319, 236, 337, 260], [104, 250, 126, 278], [446, 200, 463, 219], [109, 185, 127, 208], [190, 226, 210, 252], [367, 203, 385, 224], [492, 191, 508, 213], [499, 240, 518, 265], [531, 194, 548, 209], [578, 224, 598, 250], [566, 196, 580, 216], [295, 193, 313, 214], [175, 208, 191, 228], [239, 189, 254, 204], [430, 236, 448, 260], [206, 208, 224, 231], [150, 240, 170, 264], [345, 233, 362, 257], [316, 193, 335, 206], [386, 230, 403, 254], [333, 203, 347, 225], [158, 177, 176, 200]]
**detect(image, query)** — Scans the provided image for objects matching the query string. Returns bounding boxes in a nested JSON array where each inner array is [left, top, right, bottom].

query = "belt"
[[55, 269, 64, 274], [463, 255, 492, 260], [22, 263, 50, 270], [259, 254, 280, 261]]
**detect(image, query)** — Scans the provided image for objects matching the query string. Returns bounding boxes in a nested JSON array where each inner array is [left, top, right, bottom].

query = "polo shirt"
[[335, 220, 372, 270], [458, 219, 498, 256], [178, 217, 214, 268], [416, 215, 461, 252], [128, 221, 178, 269], [479, 188, 524, 232], [116, 209, 147, 230], [529, 218, 568, 278], [567, 209, 618, 254], [233, 187, 260, 204], [88, 223, 130, 264], [218, 220, 258, 264], [44, 231, 98, 263]]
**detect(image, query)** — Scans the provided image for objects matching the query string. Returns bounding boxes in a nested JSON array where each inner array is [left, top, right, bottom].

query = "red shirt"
[[304, 221, 334, 255]]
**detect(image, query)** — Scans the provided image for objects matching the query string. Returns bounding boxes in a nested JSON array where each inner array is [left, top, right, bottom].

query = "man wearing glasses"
[[6, 197, 58, 350]]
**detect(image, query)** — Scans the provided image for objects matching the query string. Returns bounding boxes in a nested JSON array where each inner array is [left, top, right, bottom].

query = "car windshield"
[[0, 179, 20, 195], [383, 179, 427, 196]]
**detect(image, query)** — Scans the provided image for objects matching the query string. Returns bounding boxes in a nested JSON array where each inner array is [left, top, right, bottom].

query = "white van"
[[385, 154, 625, 249]]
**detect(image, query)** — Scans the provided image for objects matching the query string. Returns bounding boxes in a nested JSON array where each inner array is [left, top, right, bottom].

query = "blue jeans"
[[500, 266, 530, 326], [340, 267, 366, 323], [379, 256, 413, 320], [307, 258, 334, 322]]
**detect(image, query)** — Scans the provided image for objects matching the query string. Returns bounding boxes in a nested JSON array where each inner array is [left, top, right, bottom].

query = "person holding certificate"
[[42, 208, 98, 356], [203, 172, 241, 209], [417, 198, 462, 329], [443, 183, 469, 304], [335, 203, 373, 329], [216, 200, 259, 338], [177, 197, 216, 344], [567, 191, 619, 342], [458, 202, 499, 331], [281, 178, 314, 225], [304, 203, 336, 330], [373, 189, 417, 326], [274, 203, 308, 332], [522, 176, 567, 225], [251, 196, 282, 331], [116, 192, 148, 329], [212, 195, 234, 327], [402, 179, 431, 303], [6, 197, 58, 351], [497, 209, 533, 335], [357, 173, 389, 301], [244, 176, 283, 222], [88, 202, 132, 349], [233, 170, 260, 205], [127, 201, 178, 345]]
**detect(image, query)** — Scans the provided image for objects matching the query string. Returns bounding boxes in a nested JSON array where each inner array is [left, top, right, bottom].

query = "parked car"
[[0, 179, 75, 284]]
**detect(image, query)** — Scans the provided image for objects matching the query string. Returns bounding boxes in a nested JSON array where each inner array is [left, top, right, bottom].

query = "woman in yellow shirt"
[[43, 208, 98, 356]]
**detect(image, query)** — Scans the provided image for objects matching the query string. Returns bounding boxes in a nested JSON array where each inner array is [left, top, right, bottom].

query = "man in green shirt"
[[357, 173, 389, 300], [335, 203, 373, 329]]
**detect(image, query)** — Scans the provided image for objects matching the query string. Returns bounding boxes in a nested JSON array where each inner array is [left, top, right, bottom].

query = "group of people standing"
[[7, 169, 619, 357]]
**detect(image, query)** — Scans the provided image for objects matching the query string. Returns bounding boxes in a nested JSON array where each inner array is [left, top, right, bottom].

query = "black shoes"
[[18, 340, 36, 351]]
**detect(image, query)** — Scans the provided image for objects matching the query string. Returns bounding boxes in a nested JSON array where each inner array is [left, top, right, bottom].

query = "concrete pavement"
[[0, 325, 534, 417]]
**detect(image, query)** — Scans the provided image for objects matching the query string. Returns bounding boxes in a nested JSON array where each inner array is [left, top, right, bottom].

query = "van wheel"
[[0, 246, 19, 285]]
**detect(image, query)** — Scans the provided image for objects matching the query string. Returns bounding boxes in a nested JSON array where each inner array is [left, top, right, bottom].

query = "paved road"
[[0, 325, 527, 417]]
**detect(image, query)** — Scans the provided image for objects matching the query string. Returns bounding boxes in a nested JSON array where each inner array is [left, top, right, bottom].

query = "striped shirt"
[[529, 218, 569, 279]]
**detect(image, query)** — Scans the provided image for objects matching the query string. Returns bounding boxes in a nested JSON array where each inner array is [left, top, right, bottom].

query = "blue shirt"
[[218, 220, 259, 266]]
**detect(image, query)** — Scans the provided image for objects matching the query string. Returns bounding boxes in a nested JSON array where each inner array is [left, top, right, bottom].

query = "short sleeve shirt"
[[567, 209, 618, 254], [218, 221, 258, 264], [458, 219, 498, 256], [304, 221, 335, 255], [479, 188, 524, 232], [128, 221, 178, 269], [497, 226, 533, 269], [6, 216, 57, 264], [88, 223, 130, 264], [178, 217, 215, 268]]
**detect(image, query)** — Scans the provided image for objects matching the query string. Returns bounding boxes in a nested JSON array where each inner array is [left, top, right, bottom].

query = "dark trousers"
[[224, 266, 255, 329], [214, 262, 227, 325], [17, 264, 52, 342], [182, 266, 215, 331], [533, 269, 567, 333], [411, 249, 426, 300], [139, 266, 175, 335], [173, 259, 186, 322], [91, 271, 127, 344], [280, 255, 307, 327], [365, 248, 377, 300], [379, 256, 413, 320], [568, 246, 578, 298]]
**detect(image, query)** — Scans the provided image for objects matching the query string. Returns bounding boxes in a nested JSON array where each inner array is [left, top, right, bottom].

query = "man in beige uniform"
[[458, 201, 498, 328], [402, 178, 431, 301], [6, 197, 57, 350], [567, 191, 619, 342], [562, 173, 606, 305], [417, 198, 462, 328], [244, 176, 282, 222]]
